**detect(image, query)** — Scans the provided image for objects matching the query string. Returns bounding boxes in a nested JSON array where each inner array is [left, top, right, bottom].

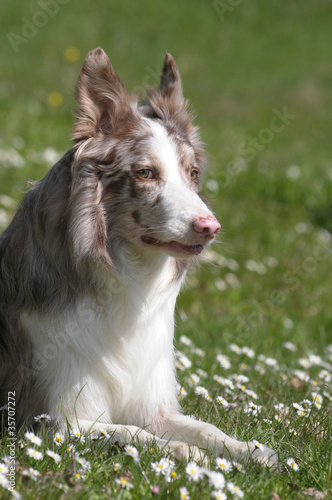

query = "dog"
[[0, 48, 276, 465]]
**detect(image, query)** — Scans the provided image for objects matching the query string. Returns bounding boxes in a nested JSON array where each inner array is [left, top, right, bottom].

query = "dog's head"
[[70, 48, 220, 267]]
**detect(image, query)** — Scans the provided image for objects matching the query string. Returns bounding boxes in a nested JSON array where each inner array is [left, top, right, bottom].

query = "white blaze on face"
[[144, 119, 213, 242]]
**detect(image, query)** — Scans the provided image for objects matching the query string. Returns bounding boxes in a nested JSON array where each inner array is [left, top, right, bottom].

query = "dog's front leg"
[[64, 419, 204, 463], [156, 412, 278, 467]]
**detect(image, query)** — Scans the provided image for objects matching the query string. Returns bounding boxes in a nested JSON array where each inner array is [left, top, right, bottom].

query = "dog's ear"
[[159, 53, 185, 107], [73, 48, 132, 140]]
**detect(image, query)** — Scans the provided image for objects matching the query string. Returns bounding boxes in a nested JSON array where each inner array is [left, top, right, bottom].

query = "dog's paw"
[[165, 440, 207, 464], [246, 441, 278, 468]]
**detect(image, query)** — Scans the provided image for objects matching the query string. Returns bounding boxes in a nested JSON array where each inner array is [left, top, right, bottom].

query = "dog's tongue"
[[141, 236, 204, 255], [163, 241, 204, 255]]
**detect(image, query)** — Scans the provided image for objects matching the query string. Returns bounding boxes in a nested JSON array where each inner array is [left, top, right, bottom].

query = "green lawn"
[[0, 0, 331, 498]]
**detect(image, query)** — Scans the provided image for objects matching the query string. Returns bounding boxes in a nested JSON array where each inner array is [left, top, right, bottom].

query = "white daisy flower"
[[216, 396, 229, 408], [74, 454, 91, 471], [21, 467, 41, 481], [114, 477, 134, 490], [227, 481, 244, 497], [213, 375, 235, 390], [194, 386, 210, 400], [178, 387, 188, 400], [100, 429, 111, 439], [34, 414, 51, 423], [0, 463, 9, 475], [242, 346, 255, 358], [230, 343, 242, 354], [24, 431, 42, 447], [308, 354, 322, 366], [180, 335, 192, 346], [244, 389, 259, 400], [151, 457, 175, 478], [253, 440, 265, 451], [298, 358, 311, 369], [46, 450, 61, 464], [0, 474, 10, 489], [188, 373, 200, 386], [179, 486, 190, 499], [185, 461, 204, 482], [293, 370, 310, 382], [124, 444, 140, 463], [207, 470, 225, 489], [311, 392, 323, 405], [70, 428, 85, 443], [54, 433, 64, 446], [216, 354, 231, 369], [215, 457, 233, 473], [282, 341, 297, 352], [211, 491, 227, 500], [26, 448, 44, 460], [286, 457, 299, 471], [233, 462, 246, 473]]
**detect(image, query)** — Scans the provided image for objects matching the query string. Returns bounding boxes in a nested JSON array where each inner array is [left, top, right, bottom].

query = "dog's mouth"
[[141, 236, 204, 256]]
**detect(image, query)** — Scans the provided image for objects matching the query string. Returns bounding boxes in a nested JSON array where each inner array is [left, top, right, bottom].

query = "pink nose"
[[193, 216, 221, 238]]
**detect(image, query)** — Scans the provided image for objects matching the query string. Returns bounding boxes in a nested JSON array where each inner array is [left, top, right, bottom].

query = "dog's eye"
[[191, 170, 199, 181], [137, 169, 154, 179]]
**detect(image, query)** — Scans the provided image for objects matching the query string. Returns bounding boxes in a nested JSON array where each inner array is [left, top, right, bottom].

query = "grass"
[[0, 0, 332, 498]]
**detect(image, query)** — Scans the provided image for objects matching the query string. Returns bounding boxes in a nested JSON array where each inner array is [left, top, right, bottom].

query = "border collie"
[[0, 48, 276, 465]]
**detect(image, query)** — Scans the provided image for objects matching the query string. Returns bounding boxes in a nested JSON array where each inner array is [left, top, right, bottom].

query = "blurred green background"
[[1, 0, 332, 355]]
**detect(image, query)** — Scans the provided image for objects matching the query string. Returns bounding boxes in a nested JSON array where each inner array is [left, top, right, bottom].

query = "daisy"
[[233, 462, 246, 473], [185, 461, 204, 482], [179, 486, 190, 499], [70, 428, 85, 443], [253, 440, 265, 451], [24, 431, 42, 447], [188, 373, 200, 387], [54, 433, 64, 446], [286, 457, 299, 471], [194, 386, 210, 399], [75, 454, 91, 471], [124, 445, 140, 463], [0, 463, 9, 475], [216, 354, 231, 370], [180, 335, 192, 346], [26, 448, 44, 460], [227, 482, 244, 498], [207, 471, 225, 489], [46, 450, 61, 464], [215, 457, 232, 473], [211, 491, 227, 500], [21, 467, 40, 481], [115, 477, 134, 490], [282, 341, 297, 352], [311, 392, 323, 405], [0, 474, 10, 489], [100, 429, 111, 439], [216, 396, 229, 408], [34, 414, 52, 423], [241, 346, 255, 358], [178, 387, 188, 400], [151, 458, 172, 476]]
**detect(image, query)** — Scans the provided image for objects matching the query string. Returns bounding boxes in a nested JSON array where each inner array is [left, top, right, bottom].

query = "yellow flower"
[[64, 46, 80, 63], [48, 91, 63, 107]]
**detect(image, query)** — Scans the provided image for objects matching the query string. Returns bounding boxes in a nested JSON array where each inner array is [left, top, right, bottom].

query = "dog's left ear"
[[73, 48, 133, 140], [159, 53, 185, 107]]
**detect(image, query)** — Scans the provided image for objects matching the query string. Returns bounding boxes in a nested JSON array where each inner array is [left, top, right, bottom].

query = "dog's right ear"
[[73, 48, 132, 140]]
